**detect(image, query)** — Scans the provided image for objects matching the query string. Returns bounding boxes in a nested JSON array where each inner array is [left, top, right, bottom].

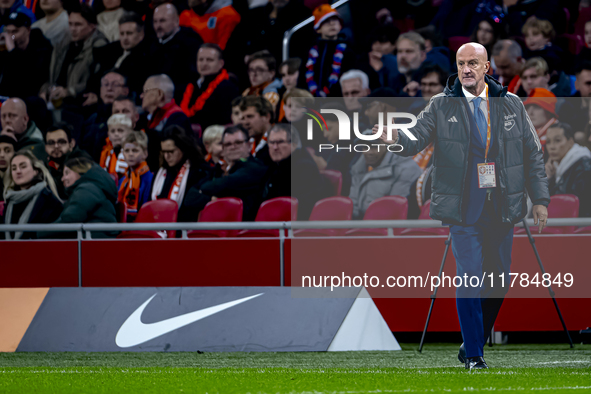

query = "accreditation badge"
[[477, 162, 496, 188]]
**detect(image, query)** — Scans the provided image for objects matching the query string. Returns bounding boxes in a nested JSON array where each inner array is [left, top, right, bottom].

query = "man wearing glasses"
[[179, 125, 267, 221], [45, 122, 90, 198], [242, 50, 282, 108]]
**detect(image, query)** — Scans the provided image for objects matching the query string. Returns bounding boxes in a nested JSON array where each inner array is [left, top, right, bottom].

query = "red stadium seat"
[[116, 202, 128, 223], [574, 7, 591, 37], [188, 197, 243, 238], [345, 196, 408, 237], [117, 199, 178, 239], [0, 201, 4, 217], [237, 197, 298, 237], [515, 194, 580, 235], [320, 169, 342, 196], [574, 226, 591, 234], [400, 200, 449, 236], [294, 196, 353, 237]]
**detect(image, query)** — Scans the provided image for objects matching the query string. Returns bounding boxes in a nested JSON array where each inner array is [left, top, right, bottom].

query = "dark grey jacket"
[[396, 74, 550, 225]]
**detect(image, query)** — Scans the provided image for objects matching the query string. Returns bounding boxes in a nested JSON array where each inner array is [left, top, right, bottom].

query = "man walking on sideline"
[[375, 43, 550, 370]]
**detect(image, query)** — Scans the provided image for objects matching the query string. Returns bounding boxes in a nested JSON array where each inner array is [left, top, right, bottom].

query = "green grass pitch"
[[0, 344, 589, 393]]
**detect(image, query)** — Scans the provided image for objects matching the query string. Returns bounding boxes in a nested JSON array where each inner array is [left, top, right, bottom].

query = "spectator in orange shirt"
[[179, 0, 240, 50]]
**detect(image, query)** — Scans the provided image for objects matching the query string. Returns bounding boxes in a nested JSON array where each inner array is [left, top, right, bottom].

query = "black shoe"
[[465, 356, 489, 370], [458, 343, 466, 364]]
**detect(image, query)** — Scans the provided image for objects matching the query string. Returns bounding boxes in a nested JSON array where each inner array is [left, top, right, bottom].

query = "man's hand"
[[306, 147, 328, 170], [82, 92, 98, 107], [50, 86, 68, 101], [532, 205, 548, 234], [0, 32, 15, 51], [368, 50, 383, 71], [403, 80, 420, 97], [545, 161, 556, 179], [373, 124, 399, 145], [0, 128, 17, 140]]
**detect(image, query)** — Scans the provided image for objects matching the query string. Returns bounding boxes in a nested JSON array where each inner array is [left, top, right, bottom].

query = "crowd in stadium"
[[1, 0, 591, 239]]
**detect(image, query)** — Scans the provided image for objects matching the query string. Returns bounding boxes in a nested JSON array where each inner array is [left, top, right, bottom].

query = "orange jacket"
[[179, 4, 240, 50]]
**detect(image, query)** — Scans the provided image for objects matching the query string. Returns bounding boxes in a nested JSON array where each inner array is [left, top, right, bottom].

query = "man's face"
[[397, 39, 425, 74], [0, 142, 15, 171], [39, 0, 62, 13], [585, 22, 591, 48], [69, 12, 94, 43], [524, 28, 549, 51], [1, 100, 28, 136], [576, 70, 591, 97], [363, 144, 388, 167], [546, 127, 574, 162], [231, 105, 242, 125], [4, 25, 30, 50], [248, 59, 274, 87], [457, 45, 489, 89], [112, 100, 139, 127], [372, 40, 395, 56], [492, 53, 520, 85], [197, 47, 224, 77], [272, 0, 289, 8], [268, 130, 293, 162], [316, 16, 341, 39], [280, 65, 298, 90], [341, 78, 368, 111], [45, 129, 74, 160], [222, 131, 250, 162], [100, 72, 128, 105], [420, 72, 444, 100], [526, 104, 551, 128], [322, 120, 339, 144], [119, 22, 143, 50], [141, 78, 162, 113], [241, 106, 269, 137], [153, 6, 178, 39], [161, 139, 183, 167], [521, 68, 550, 96], [122, 142, 146, 168], [103, 0, 120, 10], [108, 124, 131, 148]]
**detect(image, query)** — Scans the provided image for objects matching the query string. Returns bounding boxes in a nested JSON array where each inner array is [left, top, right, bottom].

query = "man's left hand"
[[532, 205, 548, 234]]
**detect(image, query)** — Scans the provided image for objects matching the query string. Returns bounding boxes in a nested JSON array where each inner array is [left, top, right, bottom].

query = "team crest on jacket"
[[208, 17, 217, 29], [504, 119, 515, 131]]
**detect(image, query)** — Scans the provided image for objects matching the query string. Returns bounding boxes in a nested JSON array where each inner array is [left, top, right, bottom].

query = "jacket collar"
[[444, 73, 506, 98]]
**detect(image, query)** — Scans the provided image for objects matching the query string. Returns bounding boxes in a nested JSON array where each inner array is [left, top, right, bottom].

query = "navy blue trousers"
[[450, 200, 514, 358]]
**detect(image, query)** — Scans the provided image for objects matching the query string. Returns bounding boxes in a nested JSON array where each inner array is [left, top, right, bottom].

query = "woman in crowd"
[[39, 157, 118, 238], [2, 151, 63, 239], [150, 125, 209, 209], [470, 17, 504, 60]]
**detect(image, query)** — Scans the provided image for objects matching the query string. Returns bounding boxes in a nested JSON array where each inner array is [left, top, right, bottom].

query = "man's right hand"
[[373, 124, 398, 145], [545, 161, 556, 179]]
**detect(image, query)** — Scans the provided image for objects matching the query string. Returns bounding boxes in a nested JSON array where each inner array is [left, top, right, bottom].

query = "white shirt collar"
[[462, 83, 488, 102]]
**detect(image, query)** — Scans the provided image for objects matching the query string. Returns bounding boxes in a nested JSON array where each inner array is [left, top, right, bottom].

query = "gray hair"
[[340, 69, 369, 90], [147, 74, 175, 102], [492, 39, 522, 60]]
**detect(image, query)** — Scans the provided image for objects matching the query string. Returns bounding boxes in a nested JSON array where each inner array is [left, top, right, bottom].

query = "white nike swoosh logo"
[[115, 293, 263, 348]]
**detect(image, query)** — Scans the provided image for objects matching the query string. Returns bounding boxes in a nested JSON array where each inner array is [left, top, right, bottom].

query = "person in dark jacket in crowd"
[[305, 4, 355, 97], [44, 123, 91, 199], [377, 43, 549, 370], [0, 11, 53, 99], [0, 98, 46, 161], [150, 125, 208, 209], [0, 0, 35, 31], [39, 156, 118, 239], [179, 125, 267, 221], [138, 74, 192, 170], [1, 150, 62, 239], [180, 43, 240, 131], [0, 134, 17, 201], [147, 3, 203, 101], [262, 123, 328, 220], [90, 11, 149, 99], [545, 122, 591, 217]]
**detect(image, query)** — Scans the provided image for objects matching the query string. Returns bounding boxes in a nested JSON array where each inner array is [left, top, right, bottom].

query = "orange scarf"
[[118, 161, 150, 219], [205, 153, 225, 168], [100, 138, 128, 176], [181, 69, 230, 117], [413, 143, 434, 170]]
